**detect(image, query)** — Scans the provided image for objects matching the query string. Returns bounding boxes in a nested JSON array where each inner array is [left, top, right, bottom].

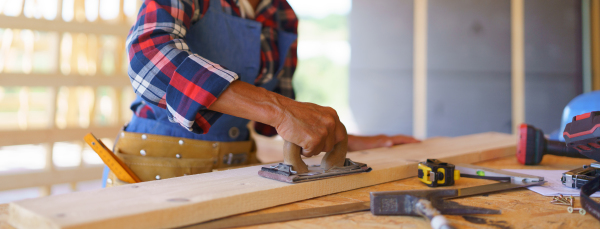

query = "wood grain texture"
[[228, 155, 600, 229], [8, 132, 515, 229], [5, 154, 598, 228]]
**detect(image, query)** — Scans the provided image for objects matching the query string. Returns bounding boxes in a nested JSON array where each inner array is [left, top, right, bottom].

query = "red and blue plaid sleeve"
[[126, 0, 238, 134], [253, 0, 298, 136]]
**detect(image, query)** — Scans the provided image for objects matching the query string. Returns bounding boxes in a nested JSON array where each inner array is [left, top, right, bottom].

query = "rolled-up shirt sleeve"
[[126, 0, 238, 134]]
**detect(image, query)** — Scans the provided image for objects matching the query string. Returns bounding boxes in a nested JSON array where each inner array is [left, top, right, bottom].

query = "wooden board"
[[8, 132, 516, 229], [592, 0, 600, 90], [230, 155, 600, 229], [0, 167, 103, 192], [0, 127, 121, 147], [412, 0, 428, 139], [511, 0, 525, 134], [3, 155, 600, 229]]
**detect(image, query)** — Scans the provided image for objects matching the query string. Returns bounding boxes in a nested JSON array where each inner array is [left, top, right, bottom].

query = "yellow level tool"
[[83, 133, 141, 183]]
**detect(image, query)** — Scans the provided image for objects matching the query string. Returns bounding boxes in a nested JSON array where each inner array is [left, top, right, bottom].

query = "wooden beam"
[[591, 0, 600, 90], [413, 0, 428, 139], [40, 142, 55, 196], [0, 126, 122, 146], [584, 0, 593, 93], [8, 132, 516, 229], [0, 15, 130, 37], [0, 73, 130, 87], [0, 166, 103, 192], [511, 0, 525, 134]]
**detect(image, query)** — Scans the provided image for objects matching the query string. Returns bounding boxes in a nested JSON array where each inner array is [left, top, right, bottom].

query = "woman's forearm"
[[208, 80, 346, 157], [208, 80, 289, 128]]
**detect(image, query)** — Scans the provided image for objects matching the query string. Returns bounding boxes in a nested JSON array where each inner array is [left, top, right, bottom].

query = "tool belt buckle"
[[223, 152, 248, 165]]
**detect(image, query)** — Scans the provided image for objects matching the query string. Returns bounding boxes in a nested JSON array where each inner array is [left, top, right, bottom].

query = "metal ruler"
[[83, 133, 141, 183]]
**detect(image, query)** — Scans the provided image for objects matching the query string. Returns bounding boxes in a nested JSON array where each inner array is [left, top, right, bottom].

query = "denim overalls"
[[102, 0, 297, 186]]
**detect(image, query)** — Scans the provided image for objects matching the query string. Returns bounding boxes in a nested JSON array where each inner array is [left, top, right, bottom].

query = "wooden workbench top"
[[2, 155, 599, 229]]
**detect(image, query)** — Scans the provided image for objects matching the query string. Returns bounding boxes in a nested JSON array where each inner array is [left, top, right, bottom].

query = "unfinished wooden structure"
[[0, 0, 138, 194], [9, 132, 515, 229]]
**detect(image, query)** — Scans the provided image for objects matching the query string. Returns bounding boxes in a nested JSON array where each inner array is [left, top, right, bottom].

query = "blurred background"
[[0, 0, 599, 205]]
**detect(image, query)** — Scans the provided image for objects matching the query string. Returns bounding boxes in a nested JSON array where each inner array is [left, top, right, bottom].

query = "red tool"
[[563, 111, 600, 161], [517, 124, 586, 165]]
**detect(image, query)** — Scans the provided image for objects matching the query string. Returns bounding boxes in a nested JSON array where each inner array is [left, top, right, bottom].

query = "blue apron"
[[102, 0, 297, 186]]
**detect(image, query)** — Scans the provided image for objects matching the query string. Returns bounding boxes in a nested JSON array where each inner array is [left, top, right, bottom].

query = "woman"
[[104, 0, 418, 186]]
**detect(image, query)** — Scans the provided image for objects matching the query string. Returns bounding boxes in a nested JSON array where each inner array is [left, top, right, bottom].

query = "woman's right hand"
[[209, 81, 347, 157], [274, 99, 347, 157]]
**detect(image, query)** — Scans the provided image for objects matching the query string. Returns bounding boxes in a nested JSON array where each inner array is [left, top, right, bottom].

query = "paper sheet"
[[504, 169, 600, 197]]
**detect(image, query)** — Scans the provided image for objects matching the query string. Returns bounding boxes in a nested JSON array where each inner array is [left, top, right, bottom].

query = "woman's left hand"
[[347, 134, 420, 151]]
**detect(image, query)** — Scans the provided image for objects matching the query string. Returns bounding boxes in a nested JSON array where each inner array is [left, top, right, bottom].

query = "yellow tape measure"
[[84, 133, 141, 183]]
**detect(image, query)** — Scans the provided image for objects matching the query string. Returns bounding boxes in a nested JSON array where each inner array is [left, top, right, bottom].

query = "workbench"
[[1, 155, 599, 228]]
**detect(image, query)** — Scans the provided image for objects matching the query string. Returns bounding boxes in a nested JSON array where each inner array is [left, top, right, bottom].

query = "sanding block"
[[258, 136, 371, 183]]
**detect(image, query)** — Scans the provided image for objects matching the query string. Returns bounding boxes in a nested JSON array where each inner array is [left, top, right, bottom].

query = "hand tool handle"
[[415, 199, 454, 229], [283, 126, 348, 173], [321, 135, 348, 170], [283, 140, 309, 174], [546, 140, 588, 158]]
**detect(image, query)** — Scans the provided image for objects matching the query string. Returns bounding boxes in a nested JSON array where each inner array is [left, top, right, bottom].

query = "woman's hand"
[[274, 100, 347, 157], [347, 134, 420, 151], [209, 81, 346, 157]]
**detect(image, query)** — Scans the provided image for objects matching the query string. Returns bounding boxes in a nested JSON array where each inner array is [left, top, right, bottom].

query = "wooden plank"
[[211, 155, 599, 229], [0, 73, 130, 87], [0, 126, 122, 146], [8, 132, 516, 229], [0, 166, 103, 192], [3, 155, 600, 229], [592, 0, 600, 90], [0, 15, 130, 37], [40, 143, 55, 197], [511, 0, 525, 134], [413, 0, 428, 139], [584, 0, 593, 93]]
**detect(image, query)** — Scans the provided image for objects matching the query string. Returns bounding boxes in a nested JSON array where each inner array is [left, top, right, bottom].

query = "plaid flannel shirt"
[[126, 0, 298, 136]]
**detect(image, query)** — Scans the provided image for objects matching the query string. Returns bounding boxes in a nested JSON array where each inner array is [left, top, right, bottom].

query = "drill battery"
[[563, 111, 600, 161], [562, 111, 600, 189]]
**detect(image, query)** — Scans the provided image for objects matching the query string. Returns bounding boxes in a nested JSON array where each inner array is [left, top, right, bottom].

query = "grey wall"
[[349, 0, 414, 136], [427, 0, 512, 137], [350, 0, 581, 137], [524, 0, 581, 134]]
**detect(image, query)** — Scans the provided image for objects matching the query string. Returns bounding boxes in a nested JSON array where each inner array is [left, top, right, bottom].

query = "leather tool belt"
[[581, 174, 600, 221], [107, 131, 259, 187]]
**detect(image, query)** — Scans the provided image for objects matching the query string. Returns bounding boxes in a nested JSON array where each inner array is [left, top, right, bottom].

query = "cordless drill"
[[562, 111, 600, 189], [517, 124, 587, 165]]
